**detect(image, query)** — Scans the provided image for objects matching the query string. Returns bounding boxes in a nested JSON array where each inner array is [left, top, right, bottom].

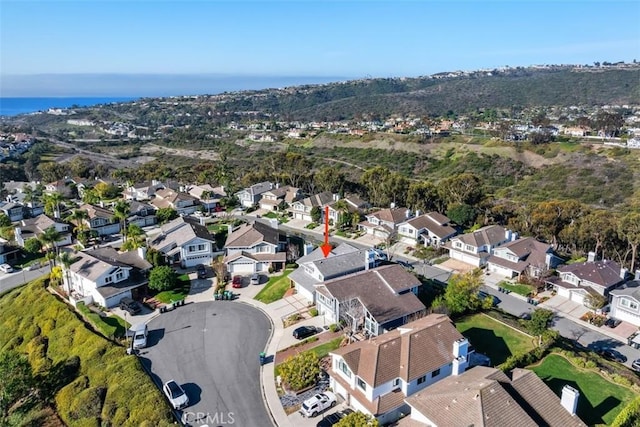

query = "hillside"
[[211, 67, 640, 120], [0, 279, 173, 427]]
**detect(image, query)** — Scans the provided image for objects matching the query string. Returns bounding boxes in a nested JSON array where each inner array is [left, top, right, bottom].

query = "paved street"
[[480, 285, 640, 367], [0, 265, 51, 295], [141, 301, 274, 427]]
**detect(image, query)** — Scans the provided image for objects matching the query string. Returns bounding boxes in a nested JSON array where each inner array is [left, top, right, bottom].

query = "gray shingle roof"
[[455, 224, 508, 247], [224, 221, 279, 247], [557, 259, 624, 287], [609, 280, 640, 301], [149, 217, 216, 252]]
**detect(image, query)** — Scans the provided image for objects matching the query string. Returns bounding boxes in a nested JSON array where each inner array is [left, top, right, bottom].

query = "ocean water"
[[0, 97, 139, 117]]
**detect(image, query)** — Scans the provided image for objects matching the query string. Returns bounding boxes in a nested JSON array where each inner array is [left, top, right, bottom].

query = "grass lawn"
[[532, 354, 635, 426], [499, 281, 534, 297], [275, 337, 343, 378], [456, 313, 534, 366], [254, 269, 293, 304], [154, 274, 190, 303]]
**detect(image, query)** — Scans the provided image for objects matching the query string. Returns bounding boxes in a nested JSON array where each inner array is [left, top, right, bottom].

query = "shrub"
[[611, 395, 640, 427], [279, 351, 320, 391], [329, 324, 339, 333], [309, 308, 318, 317], [148, 266, 177, 291]]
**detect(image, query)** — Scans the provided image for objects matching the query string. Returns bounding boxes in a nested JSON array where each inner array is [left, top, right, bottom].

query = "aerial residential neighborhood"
[[0, 30, 639, 426]]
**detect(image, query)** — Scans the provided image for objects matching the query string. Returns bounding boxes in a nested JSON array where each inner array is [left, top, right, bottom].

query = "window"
[[339, 360, 351, 378], [116, 272, 124, 280], [621, 298, 639, 310], [198, 244, 206, 251], [356, 377, 366, 391], [392, 378, 400, 387], [417, 375, 426, 385], [431, 368, 441, 378], [465, 244, 474, 252], [105, 276, 112, 284], [454, 242, 462, 248]]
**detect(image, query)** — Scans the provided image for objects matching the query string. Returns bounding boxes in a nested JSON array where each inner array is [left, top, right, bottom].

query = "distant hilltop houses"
[[0, 132, 35, 160]]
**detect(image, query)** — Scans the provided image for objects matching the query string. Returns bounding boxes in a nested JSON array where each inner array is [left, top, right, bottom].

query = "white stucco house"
[[148, 216, 219, 268], [397, 211, 457, 247], [15, 214, 73, 248], [223, 221, 286, 274], [608, 273, 640, 327], [328, 314, 469, 425], [62, 247, 152, 309], [486, 237, 561, 279], [445, 225, 517, 267], [235, 181, 273, 208]]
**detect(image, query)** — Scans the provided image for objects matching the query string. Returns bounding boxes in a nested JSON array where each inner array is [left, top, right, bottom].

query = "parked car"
[[316, 408, 354, 427], [0, 263, 14, 273], [196, 264, 207, 279], [632, 359, 640, 372], [605, 317, 622, 328], [163, 380, 189, 410], [232, 275, 243, 288], [478, 291, 500, 306], [119, 297, 142, 315], [596, 348, 627, 363], [127, 323, 148, 349], [293, 325, 318, 340], [396, 260, 414, 271], [300, 391, 336, 417], [250, 273, 260, 285]]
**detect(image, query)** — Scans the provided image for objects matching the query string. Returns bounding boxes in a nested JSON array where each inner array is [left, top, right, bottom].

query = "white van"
[[128, 323, 148, 350]]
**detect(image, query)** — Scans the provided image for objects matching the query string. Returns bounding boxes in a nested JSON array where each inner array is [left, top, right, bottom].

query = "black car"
[[119, 297, 142, 315], [293, 326, 318, 340], [316, 409, 354, 427], [596, 348, 627, 363], [196, 264, 207, 279], [605, 318, 622, 328]]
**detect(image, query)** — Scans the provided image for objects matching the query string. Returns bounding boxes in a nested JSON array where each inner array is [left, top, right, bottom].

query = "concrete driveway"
[[140, 301, 274, 427]]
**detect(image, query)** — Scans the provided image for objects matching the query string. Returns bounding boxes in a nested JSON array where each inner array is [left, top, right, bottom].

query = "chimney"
[[453, 338, 469, 359], [545, 252, 553, 269], [415, 209, 421, 217], [561, 385, 579, 415], [505, 229, 512, 241], [635, 269, 640, 281], [587, 251, 596, 263], [511, 231, 518, 241], [620, 267, 628, 280], [365, 250, 375, 270], [304, 243, 314, 256], [137, 246, 147, 260], [405, 208, 411, 219]]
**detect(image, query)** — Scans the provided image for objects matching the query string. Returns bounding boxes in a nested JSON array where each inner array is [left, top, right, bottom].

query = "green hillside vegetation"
[[213, 68, 640, 119], [0, 279, 173, 427]]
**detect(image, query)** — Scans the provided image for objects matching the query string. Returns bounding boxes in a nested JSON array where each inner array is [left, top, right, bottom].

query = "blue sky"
[[1, 0, 639, 96]]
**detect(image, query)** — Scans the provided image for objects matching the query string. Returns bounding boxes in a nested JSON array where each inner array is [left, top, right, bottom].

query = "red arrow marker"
[[321, 205, 332, 257]]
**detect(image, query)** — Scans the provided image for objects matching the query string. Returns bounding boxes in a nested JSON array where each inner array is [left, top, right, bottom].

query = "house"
[[316, 264, 425, 336], [259, 185, 301, 211], [223, 221, 286, 274], [122, 180, 165, 201], [80, 204, 120, 236], [15, 214, 72, 248], [127, 200, 157, 228], [609, 272, 640, 327], [445, 225, 516, 267], [148, 217, 218, 268], [328, 314, 469, 425], [62, 247, 152, 309], [289, 191, 336, 222], [44, 178, 75, 199], [289, 243, 376, 303], [0, 201, 24, 222], [486, 237, 561, 279], [404, 366, 586, 427], [545, 253, 627, 304], [397, 212, 457, 247], [235, 181, 273, 208], [150, 188, 199, 216], [187, 184, 227, 213], [0, 240, 20, 265], [326, 194, 370, 224], [358, 207, 411, 240]]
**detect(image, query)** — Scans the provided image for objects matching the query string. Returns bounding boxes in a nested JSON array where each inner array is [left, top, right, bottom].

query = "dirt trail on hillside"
[[139, 143, 221, 161]]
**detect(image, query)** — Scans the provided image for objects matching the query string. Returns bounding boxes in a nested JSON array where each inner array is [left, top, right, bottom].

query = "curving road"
[[140, 301, 274, 427]]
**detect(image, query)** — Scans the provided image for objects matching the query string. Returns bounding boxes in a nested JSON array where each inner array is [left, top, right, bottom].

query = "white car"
[[163, 380, 189, 410], [299, 391, 336, 417], [0, 264, 14, 273]]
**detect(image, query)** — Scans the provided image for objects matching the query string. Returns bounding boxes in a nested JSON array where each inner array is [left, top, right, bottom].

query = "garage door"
[[229, 262, 255, 274], [570, 291, 586, 304]]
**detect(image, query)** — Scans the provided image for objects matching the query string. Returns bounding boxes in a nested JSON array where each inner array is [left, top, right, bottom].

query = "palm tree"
[[39, 226, 62, 266], [58, 251, 74, 293], [43, 191, 65, 219], [112, 200, 130, 243], [121, 223, 146, 251], [66, 209, 89, 234]]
